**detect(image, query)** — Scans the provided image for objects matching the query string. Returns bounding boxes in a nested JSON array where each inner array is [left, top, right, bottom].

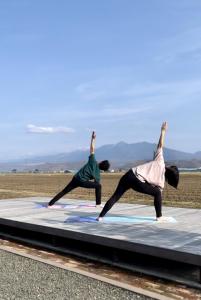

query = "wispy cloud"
[[75, 76, 201, 110], [155, 27, 201, 64], [27, 124, 75, 134], [75, 77, 126, 102], [125, 78, 201, 99], [102, 106, 151, 117], [59, 104, 152, 122], [76, 82, 106, 101], [48, 75, 198, 129]]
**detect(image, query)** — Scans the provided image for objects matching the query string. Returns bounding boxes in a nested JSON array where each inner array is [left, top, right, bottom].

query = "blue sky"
[[0, 0, 201, 160]]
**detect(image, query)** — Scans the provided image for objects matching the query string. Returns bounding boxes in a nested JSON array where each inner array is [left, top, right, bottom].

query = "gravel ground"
[[0, 250, 154, 300]]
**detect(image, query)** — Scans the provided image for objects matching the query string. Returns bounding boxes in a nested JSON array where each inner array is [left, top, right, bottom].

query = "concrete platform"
[[0, 197, 201, 285]]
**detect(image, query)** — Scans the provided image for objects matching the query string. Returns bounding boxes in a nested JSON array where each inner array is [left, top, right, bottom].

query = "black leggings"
[[48, 176, 101, 206], [99, 169, 162, 218]]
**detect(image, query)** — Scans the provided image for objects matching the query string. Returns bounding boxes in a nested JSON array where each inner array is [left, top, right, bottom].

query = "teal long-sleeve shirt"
[[75, 154, 100, 182]]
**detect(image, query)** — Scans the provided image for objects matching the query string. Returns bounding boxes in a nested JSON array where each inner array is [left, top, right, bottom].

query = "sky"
[[0, 0, 201, 161]]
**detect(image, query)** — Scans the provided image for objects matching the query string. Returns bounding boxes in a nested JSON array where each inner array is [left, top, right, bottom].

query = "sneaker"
[[96, 204, 104, 208], [96, 217, 103, 222], [156, 216, 172, 223]]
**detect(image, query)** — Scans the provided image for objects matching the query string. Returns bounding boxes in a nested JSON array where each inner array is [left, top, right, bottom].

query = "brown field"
[[0, 173, 201, 208]]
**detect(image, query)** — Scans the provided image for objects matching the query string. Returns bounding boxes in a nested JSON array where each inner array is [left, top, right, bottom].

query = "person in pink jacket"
[[97, 122, 179, 222]]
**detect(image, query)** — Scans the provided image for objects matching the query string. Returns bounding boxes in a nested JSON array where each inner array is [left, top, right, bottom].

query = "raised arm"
[[90, 131, 96, 154], [157, 122, 168, 149]]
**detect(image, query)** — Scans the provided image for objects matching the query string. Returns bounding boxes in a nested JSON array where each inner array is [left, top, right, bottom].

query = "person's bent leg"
[[99, 171, 132, 218], [48, 177, 78, 206]]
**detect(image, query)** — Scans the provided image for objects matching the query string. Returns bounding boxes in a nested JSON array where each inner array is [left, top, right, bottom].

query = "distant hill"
[[194, 151, 201, 159], [11, 141, 195, 163], [0, 141, 201, 172]]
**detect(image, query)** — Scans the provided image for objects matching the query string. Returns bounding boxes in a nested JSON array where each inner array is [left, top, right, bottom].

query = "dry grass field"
[[0, 173, 201, 208]]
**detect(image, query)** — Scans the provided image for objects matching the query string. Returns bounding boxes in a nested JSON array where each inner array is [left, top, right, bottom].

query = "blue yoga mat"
[[65, 215, 157, 224], [35, 203, 96, 209]]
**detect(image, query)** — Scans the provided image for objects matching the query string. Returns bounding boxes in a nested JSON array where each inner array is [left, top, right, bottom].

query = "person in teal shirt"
[[48, 132, 110, 207]]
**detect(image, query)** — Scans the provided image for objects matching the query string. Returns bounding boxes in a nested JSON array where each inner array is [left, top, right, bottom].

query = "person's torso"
[[75, 155, 100, 182], [132, 148, 165, 189]]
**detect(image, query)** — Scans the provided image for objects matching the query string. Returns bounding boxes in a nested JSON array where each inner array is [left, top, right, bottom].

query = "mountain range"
[[1, 141, 201, 172]]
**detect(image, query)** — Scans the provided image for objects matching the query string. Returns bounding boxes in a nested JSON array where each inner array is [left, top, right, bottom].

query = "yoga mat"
[[65, 215, 156, 224], [35, 203, 96, 209], [65, 216, 177, 224]]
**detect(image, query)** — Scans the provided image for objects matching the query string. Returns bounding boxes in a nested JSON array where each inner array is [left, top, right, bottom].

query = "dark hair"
[[99, 160, 110, 171], [165, 166, 179, 189]]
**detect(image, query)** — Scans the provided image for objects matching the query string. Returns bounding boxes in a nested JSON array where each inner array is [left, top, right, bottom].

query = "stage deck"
[[0, 197, 201, 285]]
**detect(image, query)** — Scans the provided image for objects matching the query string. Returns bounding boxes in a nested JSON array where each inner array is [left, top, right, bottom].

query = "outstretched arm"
[[90, 131, 96, 154], [157, 122, 168, 149]]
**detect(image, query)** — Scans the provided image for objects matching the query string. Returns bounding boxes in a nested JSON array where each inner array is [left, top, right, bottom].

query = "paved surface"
[[0, 249, 155, 300], [1, 239, 201, 300], [0, 198, 201, 299], [0, 197, 201, 257]]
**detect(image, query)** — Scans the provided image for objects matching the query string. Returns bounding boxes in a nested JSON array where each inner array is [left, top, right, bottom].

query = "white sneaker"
[[96, 217, 103, 222], [96, 204, 104, 208], [156, 216, 172, 223]]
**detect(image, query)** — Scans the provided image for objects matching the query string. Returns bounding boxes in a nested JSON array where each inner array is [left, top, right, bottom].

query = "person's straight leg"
[[78, 180, 101, 205], [48, 177, 79, 206], [153, 189, 162, 218], [99, 170, 134, 218], [131, 181, 162, 218]]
